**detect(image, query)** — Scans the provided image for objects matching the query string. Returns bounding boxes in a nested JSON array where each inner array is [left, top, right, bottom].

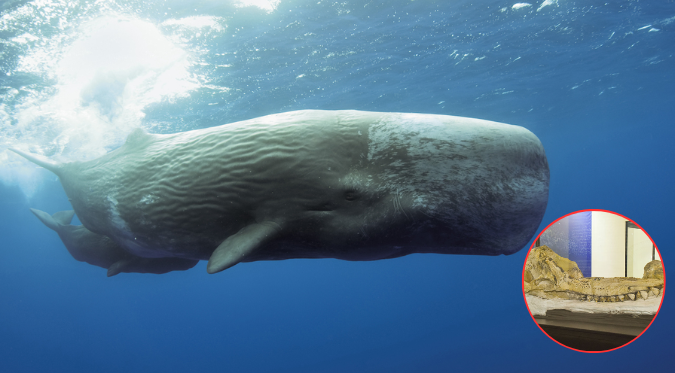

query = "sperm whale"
[[12, 110, 549, 276]]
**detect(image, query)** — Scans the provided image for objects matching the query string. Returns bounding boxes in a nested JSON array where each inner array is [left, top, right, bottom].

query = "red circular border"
[[522, 209, 666, 353]]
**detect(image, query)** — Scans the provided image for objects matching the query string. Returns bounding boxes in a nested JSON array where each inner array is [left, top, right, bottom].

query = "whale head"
[[242, 111, 549, 263]]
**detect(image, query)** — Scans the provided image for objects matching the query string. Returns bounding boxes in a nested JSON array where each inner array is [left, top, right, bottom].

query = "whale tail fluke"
[[8, 148, 62, 176], [30, 208, 75, 232], [28, 208, 200, 276]]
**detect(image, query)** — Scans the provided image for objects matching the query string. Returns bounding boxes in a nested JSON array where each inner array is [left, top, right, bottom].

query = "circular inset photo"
[[522, 210, 665, 352]]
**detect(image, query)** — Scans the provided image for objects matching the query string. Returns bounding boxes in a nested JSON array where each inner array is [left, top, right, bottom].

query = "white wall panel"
[[591, 212, 626, 278]]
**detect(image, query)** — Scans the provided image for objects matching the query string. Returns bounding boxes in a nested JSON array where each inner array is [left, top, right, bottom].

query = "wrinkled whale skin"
[[14, 110, 549, 275]]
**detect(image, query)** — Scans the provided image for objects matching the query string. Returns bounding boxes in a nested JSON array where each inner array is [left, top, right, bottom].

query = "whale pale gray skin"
[[12, 110, 549, 276]]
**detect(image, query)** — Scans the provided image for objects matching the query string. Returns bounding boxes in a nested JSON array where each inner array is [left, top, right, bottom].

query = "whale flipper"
[[107, 257, 199, 277], [207, 221, 282, 274]]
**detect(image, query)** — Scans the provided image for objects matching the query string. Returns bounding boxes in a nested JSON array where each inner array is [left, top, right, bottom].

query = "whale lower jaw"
[[524, 246, 664, 303]]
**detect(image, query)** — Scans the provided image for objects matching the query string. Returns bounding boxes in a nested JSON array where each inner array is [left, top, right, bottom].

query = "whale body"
[[12, 110, 549, 276]]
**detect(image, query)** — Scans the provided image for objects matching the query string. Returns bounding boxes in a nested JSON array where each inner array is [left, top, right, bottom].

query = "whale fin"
[[107, 259, 132, 277], [207, 221, 282, 274], [107, 257, 200, 277], [8, 148, 62, 176], [30, 208, 74, 231], [52, 210, 76, 225]]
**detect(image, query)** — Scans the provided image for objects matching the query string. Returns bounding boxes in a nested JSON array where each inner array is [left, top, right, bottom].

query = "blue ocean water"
[[0, 0, 673, 371]]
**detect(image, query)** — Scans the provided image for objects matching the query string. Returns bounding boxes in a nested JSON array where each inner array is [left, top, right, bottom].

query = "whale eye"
[[344, 191, 358, 201]]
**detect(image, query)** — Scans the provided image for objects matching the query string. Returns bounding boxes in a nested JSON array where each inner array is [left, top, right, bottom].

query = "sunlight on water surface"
[[1, 11, 210, 198]]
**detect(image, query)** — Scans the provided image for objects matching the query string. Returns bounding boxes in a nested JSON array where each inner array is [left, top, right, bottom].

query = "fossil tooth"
[[628, 293, 636, 301], [639, 290, 648, 300], [618, 295, 625, 302]]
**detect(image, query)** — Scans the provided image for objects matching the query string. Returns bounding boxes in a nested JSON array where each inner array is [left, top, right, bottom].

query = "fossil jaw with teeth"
[[524, 246, 664, 302]]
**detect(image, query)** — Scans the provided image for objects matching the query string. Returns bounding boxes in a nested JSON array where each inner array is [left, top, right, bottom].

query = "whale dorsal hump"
[[124, 128, 154, 149], [207, 221, 282, 274]]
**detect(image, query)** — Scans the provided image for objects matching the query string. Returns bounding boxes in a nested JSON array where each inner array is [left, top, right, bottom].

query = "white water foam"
[[512, 3, 532, 11], [234, 0, 281, 13], [0, 9, 225, 198]]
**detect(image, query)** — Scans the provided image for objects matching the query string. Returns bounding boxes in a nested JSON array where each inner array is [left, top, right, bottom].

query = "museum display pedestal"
[[526, 294, 661, 351], [535, 309, 654, 351]]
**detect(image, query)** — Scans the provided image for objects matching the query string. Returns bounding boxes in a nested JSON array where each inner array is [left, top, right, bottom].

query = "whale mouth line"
[[306, 204, 336, 212]]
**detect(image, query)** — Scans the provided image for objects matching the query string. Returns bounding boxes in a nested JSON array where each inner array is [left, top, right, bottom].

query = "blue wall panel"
[[540, 217, 569, 259], [568, 211, 593, 277]]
